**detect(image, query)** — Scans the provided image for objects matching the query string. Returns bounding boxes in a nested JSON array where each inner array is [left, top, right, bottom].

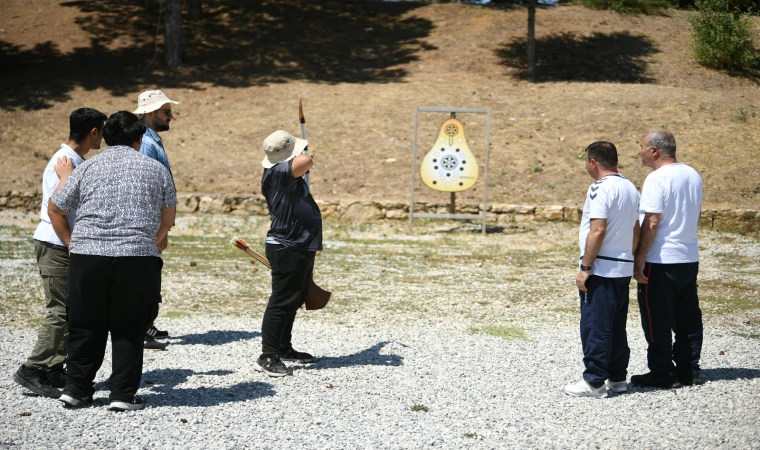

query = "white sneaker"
[[564, 379, 608, 398], [605, 379, 628, 393]]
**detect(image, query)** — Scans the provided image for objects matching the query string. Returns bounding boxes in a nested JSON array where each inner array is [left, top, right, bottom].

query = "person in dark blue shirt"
[[254, 130, 322, 377]]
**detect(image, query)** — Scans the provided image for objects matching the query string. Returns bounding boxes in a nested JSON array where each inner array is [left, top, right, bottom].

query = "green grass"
[[468, 325, 527, 341]]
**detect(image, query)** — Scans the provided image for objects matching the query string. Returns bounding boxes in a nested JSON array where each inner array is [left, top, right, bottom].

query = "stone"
[[385, 209, 407, 220], [535, 205, 564, 221], [490, 203, 535, 215], [176, 196, 200, 213], [198, 196, 231, 214], [342, 201, 384, 222], [563, 206, 583, 223]]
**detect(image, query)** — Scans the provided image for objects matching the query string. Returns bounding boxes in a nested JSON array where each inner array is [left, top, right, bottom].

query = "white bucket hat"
[[133, 90, 179, 115], [262, 130, 307, 169]]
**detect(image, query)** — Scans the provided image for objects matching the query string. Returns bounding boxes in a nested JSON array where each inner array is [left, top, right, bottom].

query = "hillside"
[[1, 0, 759, 210]]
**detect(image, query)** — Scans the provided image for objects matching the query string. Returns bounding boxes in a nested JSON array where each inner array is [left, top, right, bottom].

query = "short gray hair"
[[645, 130, 676, 157]]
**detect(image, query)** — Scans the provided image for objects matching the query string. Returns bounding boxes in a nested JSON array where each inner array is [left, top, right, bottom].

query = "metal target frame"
[[409, 106, 492, 235]]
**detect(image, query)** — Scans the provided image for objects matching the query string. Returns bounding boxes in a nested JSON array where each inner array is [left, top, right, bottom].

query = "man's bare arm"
[[157, 206, 176, 247], [576, 218, 607, 292], [634, 212, 660, 284], [292, 153, 314, 178], [48, 200, 72, 248]]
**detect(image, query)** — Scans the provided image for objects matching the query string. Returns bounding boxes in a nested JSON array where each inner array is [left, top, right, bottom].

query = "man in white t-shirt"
[[12, 108, 106, 399], [632, 130, 704, 389], [565, 141, 640, 399]]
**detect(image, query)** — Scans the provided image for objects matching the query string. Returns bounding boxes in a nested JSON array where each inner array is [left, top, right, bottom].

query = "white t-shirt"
[[639, 162, 703, 264], [32, 144, 85, 247], [579, 173, 640, 278]]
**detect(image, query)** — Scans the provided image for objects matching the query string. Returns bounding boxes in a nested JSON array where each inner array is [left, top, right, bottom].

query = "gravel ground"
[[1, 317, 759, 450], [1, 211, 759, 449]]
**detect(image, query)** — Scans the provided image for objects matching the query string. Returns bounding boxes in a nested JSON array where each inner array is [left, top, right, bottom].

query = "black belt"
[[580, 255, 634, 263]]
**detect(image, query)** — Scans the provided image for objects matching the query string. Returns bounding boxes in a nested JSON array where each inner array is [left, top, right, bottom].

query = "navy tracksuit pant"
[[637, 262, 702, 378], [580, 275, 631, 388]]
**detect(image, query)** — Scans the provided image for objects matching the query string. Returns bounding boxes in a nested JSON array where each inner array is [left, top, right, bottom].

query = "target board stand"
[[409, 106, 492, 235]]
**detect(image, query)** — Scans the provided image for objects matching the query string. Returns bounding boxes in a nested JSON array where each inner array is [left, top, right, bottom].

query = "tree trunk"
[[165, 0, 183, 69], [188, 0, 202, 20], [527, 0, 536, 82]]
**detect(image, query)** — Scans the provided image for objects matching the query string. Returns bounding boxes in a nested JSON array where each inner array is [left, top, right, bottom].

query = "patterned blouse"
[[51, 145, 178, 257]]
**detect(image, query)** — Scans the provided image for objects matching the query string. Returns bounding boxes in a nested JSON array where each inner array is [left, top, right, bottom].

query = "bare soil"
[[1, 1, 759, 209]]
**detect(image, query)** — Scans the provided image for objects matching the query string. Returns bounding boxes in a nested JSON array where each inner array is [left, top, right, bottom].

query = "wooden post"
[[527, 0, 536, 82], [165, 0, 183, 69], [450, 192, 456, 214]]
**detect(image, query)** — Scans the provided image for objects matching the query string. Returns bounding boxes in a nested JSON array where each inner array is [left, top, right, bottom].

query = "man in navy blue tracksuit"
[[565, 141, 640, 398]]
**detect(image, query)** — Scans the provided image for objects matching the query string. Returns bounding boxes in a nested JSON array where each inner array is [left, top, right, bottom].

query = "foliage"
[[688, 0, 757, 70], [576, 0, 673, 13]]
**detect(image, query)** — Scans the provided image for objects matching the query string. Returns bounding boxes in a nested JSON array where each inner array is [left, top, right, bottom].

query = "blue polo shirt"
[[139, 127, 171, 172]]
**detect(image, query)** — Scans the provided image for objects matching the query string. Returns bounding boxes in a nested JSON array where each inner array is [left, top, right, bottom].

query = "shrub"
[[688, 0, 757, 70], [577, 0, 673, 14]]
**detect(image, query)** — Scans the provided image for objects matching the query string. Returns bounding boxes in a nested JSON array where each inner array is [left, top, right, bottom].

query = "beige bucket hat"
[[133, 90, 180, 115], [262, 130, 307, 169]]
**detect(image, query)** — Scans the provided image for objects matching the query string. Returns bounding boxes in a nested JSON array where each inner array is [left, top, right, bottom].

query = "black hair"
[[103, 111, 147, 147], [584, 141, 618, 169], [69, 108, 107, 143]]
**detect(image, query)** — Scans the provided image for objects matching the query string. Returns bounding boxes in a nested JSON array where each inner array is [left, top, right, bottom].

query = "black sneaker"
[[253, 353, 292, 377], [144, 336, 167, 351], [46, 366, 67, 388], [631, 372, 681, 389], [59, 393, 93, 408], [146, 324, 169, 339], [678, 371, 704, 386], [12, 364, 63, 399], [280, 348, 314, 363], [108, 396, 145, 412]]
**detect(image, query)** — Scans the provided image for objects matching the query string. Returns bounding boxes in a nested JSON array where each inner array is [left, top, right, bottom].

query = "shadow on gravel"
[[700, 367, 760, 382], [304, 342, 403, 371], [173, 330, 261, 346], [138, 368, 275, 407]]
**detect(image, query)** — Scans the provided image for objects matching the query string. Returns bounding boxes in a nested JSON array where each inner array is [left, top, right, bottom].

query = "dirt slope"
[[1, 1, 758, 209]]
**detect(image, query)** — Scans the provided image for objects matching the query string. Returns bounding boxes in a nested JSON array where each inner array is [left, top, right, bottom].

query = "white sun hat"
[[133, 90, 180, 115], [262, 130, 308, 169]]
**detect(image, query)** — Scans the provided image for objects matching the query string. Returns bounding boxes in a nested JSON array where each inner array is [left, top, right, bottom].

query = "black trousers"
[[637, 262, 702, 378], [580, 275, 631, 388], [65, 254, 160, 401], [261, 244, 315, 353]]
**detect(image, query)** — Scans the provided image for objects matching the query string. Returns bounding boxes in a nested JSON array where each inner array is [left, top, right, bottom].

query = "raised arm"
[[291, 153, 313, 179]]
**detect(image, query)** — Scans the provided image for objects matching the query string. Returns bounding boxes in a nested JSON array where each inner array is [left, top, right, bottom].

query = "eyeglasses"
[[157, 108, 173, 116]]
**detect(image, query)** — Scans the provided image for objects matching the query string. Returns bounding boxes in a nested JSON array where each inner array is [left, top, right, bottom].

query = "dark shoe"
[[631, 372, 681, 389], [280, 348, 314, 364], [678, 371, 704, 386], [253, 353, 292, 377], [146, 324, 169, 339], [46, 366, 67, 388], [109, 396, 145, 412], [59, 392, 93, 408], [12, 365, 62, 399], [144, 336, 167, 351]]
